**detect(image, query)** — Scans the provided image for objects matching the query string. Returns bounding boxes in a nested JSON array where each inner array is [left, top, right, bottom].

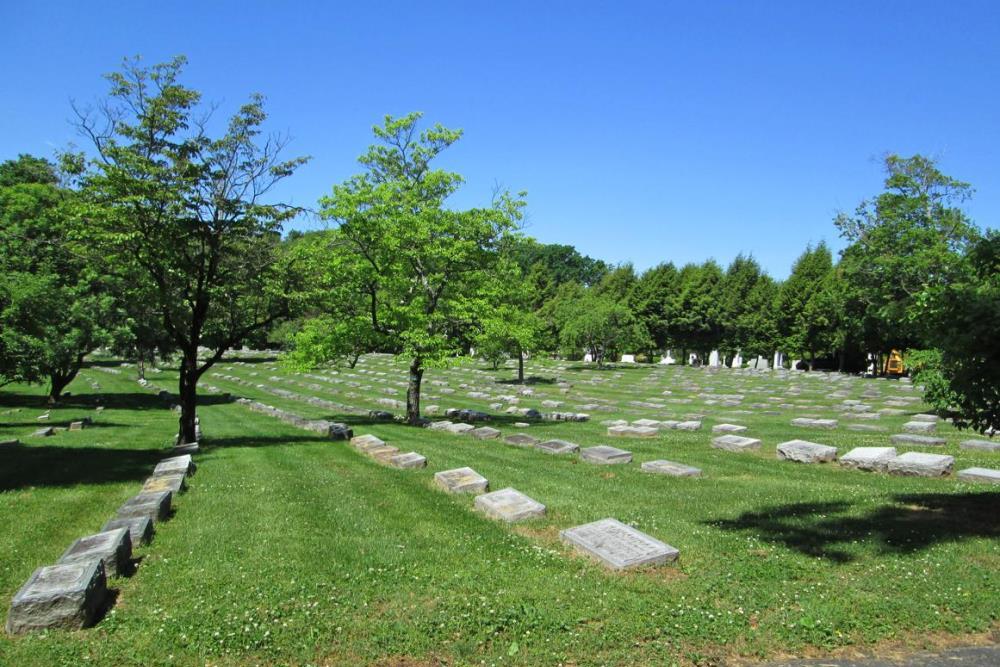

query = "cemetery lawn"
[[1, 357, 998, 667]]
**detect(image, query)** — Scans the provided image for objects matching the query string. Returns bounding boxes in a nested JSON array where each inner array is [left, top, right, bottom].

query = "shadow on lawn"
[[205, 434, 331, 449], [0, 444, 164, 491], [707, 492, 1000, 563]]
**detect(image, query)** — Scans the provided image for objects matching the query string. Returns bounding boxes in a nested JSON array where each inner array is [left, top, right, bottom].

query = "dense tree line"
[[0, 57, 996, 435]]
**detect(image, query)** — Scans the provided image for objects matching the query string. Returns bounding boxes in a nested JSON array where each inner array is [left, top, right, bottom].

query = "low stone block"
[[960, 439, 1000, 452], [434, 467, 489, 494], [956, 467, 1000, 484], [351, 433, 384, 449], [641, 460, 702, 477], [846, 424, 885, 432], [674, 420, 702, 431], [902, 420, 936, 434], [116, 491, 172, 523], [154, 454, 195, 477], [143, 473, 186, 495], [535, 439, 580, 455], [470, 426, 501, 440], [790, 418, 838, 429], [911, 413, 939, 422], [58, 528, 132, 578], [632, 418, 660, 428], [389, 451, 427, 469], [33, 427, 54, 437], [5, 560, 108, 634], [711, 435, 761, 452], [474, 487, 546, 522], [712, 423, 747, 434], [101, 516, 154, 546], [560, 518, 679, 570], [890, 433, 946, 447], [503, 433, 539, 448], [776, 440, 838, 463], [887, 452, 954, 477], [428, 420, 453, 431], [580, 445, 632, 465], [839, 447, 897, 472], [366, 444, 400, 461], [69, 421, 85, 431], [444, 423, 475, 435]]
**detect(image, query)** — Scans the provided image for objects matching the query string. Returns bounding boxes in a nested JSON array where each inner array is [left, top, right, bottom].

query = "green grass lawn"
[[1, 356, 998, 666]]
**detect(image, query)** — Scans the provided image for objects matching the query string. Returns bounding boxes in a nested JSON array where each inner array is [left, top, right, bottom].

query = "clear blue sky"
[[3, 1, 998, 277]]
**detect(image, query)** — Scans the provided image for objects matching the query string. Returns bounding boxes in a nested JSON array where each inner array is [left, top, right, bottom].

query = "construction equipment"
[[884, 349, 905, 376]]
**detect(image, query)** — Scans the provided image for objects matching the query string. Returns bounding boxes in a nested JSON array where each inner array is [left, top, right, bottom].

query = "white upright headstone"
[[659, 351, 676, 365], [730, 353, 743, 368], [708, 350, 720, 367], [620, 354, 636, 363]]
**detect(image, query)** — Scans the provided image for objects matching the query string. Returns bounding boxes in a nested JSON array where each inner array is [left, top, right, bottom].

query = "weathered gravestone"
[[434, 467, 489, 494], [839, 447, 897, 472], [887, 452, 954, 477], [389, 452, 427, 469], [560, 518, 679, 570], [444, 423, 476, 435], [712, 423, 747, 434], [535, 439, 580, 455], [641, 460, 702, 477], [790, 418, 838, 430], [154, 454, 195, 477], [959, 439, 1000, 452], [101, 516, 154, 546], [580, 445, 632, 465], [902, 420, 936, 434], [504, 433, 539, 448], [956, 467, 1000, 484], [470, 426, 501, 440], [6, 560, 108, 634], [711, 435, 761, 452], [890, 433, 946, 447], [474, 488, 546, 522], [776, 440, 838, 463], [58, 528, 132, 578], [116, 491, 172, 523]]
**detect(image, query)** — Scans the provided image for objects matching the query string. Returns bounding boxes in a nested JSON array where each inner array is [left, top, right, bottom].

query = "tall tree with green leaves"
[[836, 154, 979, 362], [775, 243, 835, 369], [0, 155, 112, 402], [666, 261, 724, 363], [318, 113, 524, 423], [74, 57, 307, 443], [559, 291, 648, 368], [630, 262, 680, 359]]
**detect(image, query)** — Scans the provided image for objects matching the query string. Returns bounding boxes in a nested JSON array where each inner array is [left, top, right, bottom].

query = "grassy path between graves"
[[0, 361, 998, 666]]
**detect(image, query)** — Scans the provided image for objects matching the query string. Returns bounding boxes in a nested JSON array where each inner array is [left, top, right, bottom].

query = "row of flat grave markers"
[[5, 453, 196, 634], [432, 467, 680, 571]]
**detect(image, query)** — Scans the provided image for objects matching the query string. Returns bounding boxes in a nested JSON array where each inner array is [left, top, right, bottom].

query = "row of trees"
[[1, 57, 996, 437]]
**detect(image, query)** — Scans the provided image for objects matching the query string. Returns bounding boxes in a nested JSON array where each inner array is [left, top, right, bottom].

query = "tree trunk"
[[406, 357, 423, 425], [808, 349, 815, 372], [517, 347, 525, 383], [177, 349, 200, 444], [348, 353, 360, 369], [47, 354, 85, 405]]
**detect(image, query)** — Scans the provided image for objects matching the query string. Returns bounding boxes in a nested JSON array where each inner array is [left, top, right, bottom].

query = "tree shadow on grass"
[[706, 492, 1000, 563], [0, 444, 165, 491], [495, 376, 557, 385], [204, 434, 332, 449]]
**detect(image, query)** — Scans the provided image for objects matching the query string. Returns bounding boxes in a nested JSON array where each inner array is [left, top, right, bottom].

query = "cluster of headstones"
[[234, 398, 353, 440], [350, 433, 427, 469], [32, 413, 92, 438], [5, 454, 196, 634]]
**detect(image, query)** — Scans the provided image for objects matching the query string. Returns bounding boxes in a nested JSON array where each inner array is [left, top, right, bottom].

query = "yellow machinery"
[[884, 349, 905, 376]]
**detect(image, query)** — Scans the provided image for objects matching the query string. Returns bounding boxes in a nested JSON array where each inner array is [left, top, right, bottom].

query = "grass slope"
[[0, 356, 997, 666]]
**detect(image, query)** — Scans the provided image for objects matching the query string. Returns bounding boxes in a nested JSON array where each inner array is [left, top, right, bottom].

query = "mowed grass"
[[0, 357, 998, 667]]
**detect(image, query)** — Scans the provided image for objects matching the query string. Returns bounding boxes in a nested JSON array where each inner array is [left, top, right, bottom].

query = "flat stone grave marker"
[[535, 439, 580, 455], [711, 434, 761, 452], [351, 434, 384, 449], [580, 445, 633, 465], [143, 473, 186, 495], [504, 433, 539, 447], [608, 425, 658, 438], [890, 433, 945, 447], [470, 426, 501, 440], [632, 418, 661, 428], [154, 454, 195, 477], [956, 467, 1000, 484], [474, 487, 546, 522], [33, 427, 54, 437], [389, 451, 427, 469], [674, 420, 702, 431], [790, 418, 838, 430], [58, 528, 132, 578], [960, 439, 1000, 452], [560, 518, 679, 570], [101, 516, 154, 546], [840, 447, 897, 472], [641, 460, 702, 477], [776, 440, 837, 463], [887, 452, 954, 477], [5, 560, 107, 634], [434, 467, 489, 494], [846, 424, 885, 432], [912, 414, 939, 422], [428, 420, 453, 431], [444, 423, 475, 435], [69, 421, 84, 431], [902, 420, 936, 433], [365, 444, 399, 461], [116, 491, 172, 523], [712, 423, 747, 434]]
